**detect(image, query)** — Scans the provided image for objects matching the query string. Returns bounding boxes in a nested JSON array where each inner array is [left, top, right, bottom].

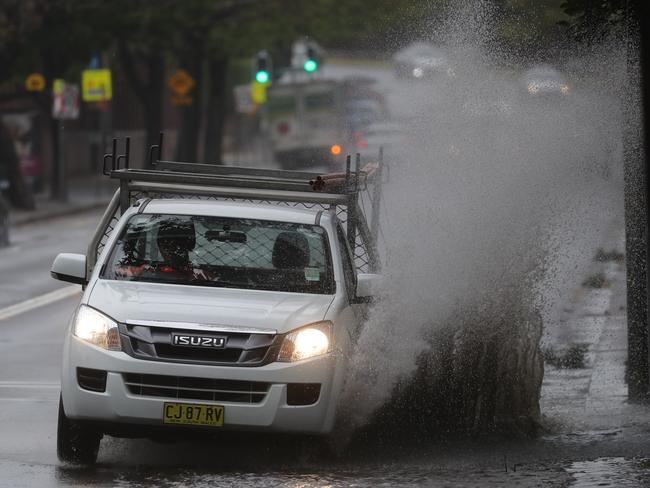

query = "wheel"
[[57, 395, 102, 464]]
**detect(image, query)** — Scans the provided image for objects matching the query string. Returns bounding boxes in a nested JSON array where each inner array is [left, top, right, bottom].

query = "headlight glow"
[[560, 84, 570, 94], [73, 305, 121, 350], [527, 83, 539, 94], [278, 321, 332, 362], [412, 67, 424, 78]]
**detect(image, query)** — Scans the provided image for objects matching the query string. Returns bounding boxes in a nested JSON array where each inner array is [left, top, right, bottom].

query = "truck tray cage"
[[88, 134, 384, 277]]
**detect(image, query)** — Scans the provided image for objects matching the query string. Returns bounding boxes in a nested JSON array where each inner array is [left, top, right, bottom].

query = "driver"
[[154, 219, 197, 278], [113, 218, 212, 282]]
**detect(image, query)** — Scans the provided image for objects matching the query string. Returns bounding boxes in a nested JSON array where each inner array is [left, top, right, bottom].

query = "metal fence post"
[[369, 147, 384, 273], [0, 194, 9, 247]]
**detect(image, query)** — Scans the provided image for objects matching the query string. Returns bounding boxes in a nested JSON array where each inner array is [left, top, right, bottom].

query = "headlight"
[[412, 67, 424, 78], [73, 305, 121, 351], [560, 84, 570, 94], [527, 83, 539, 94], [278, 321, 332, 362]]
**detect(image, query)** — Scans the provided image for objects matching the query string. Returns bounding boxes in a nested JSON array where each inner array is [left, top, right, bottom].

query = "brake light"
[[277, 122, 290, 135], [356, 139, 368, 149], [330, 144, 342, 155]]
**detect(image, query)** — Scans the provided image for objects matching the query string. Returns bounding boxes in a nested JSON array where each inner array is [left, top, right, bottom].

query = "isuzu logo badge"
[[171, 333, 226, 348]]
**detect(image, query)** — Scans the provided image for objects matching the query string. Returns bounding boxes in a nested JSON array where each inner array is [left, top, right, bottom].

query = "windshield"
[[101, 214, 335, 294]]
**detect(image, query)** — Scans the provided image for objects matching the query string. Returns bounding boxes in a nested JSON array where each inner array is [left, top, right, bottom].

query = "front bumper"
[[61, 335, 345, 435]]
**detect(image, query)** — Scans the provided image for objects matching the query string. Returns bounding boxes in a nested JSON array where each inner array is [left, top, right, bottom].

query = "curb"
[[9, 200, 110, 228]]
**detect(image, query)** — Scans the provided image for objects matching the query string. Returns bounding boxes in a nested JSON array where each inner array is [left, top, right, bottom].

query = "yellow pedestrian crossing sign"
[[251, 81, 267, 104], [82, 69, 112, 102]]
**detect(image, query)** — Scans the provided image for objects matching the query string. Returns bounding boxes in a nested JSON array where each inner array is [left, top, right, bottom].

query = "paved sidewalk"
[[540, 215, 641, 430], [9, 176, 117, 227]]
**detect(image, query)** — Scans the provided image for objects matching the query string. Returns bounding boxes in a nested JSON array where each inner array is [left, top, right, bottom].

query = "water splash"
[[338, 3, 627, 437]]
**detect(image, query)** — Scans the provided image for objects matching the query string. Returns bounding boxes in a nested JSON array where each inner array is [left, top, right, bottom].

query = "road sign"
[[171, 94, 194, 105], [25, 73, 46, 92], [82, 69, 112, 102], [52, 79, 80, 120], [251, 81, 267, 104], [234, 84, 256, 114], [169, 69, 195, 95], [169, 69, 195, 105]]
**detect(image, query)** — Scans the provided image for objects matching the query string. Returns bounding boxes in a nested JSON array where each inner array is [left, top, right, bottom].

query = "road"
[[0, 63, 648, 485], [1, 213, 649, 486], [0, 210, 101, 309]]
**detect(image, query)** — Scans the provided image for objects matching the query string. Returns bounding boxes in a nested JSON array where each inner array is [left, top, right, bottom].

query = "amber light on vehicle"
[[330, 144, 342, 155]]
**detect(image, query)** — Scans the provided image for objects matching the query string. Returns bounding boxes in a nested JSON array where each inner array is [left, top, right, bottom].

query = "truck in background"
[[265, 77, 387, 170]]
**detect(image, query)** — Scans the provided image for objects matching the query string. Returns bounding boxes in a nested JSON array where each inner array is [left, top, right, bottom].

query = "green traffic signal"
[[303, 59, 318, 73], [255, 71, 270, 84]]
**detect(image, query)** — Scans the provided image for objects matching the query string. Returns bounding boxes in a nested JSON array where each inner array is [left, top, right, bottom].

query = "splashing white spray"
[[338, 2, 626, 433]]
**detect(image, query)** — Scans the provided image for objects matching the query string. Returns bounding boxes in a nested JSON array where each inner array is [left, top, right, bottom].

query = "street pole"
[[626, 0, 650, 401], [641, 0, 650, 400], [57, 120, 68, 202], [0, 193, 9, 247]]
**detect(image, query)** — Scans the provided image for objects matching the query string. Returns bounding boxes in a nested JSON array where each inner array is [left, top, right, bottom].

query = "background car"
[[343, 99, 387, 133], [352, 121, 406, 162], [392, 41, 454, 80], [521, 64, 571, 97]]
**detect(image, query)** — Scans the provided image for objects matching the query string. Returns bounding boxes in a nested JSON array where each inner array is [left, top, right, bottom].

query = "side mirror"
[[354, 273, 382, 303], [51, 253, 87, 285]]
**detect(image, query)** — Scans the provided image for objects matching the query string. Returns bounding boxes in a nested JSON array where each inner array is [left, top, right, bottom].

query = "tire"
[[57, 395, 102, 464]]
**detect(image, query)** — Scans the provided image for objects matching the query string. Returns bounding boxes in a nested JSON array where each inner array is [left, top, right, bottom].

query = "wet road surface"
[[0, 280, 648, 487], [1, 62, 650, 486]]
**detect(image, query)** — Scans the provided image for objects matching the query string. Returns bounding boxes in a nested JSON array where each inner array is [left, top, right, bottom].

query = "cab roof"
[[140, 198, 332, 226]]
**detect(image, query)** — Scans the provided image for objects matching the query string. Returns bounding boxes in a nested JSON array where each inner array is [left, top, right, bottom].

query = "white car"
[[353, 122, 407, 163], [521, 65, 571, 97], [393, 42, 453, 79], [52, 198, 379, 464]]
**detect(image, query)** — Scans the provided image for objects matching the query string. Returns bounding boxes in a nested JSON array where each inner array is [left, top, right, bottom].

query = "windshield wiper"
[[193, 280, 251, 289]]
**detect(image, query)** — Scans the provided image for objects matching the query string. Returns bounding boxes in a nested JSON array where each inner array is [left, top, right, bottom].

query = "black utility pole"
[[626, 0, 650, 401], [641, 0, 650, 400]]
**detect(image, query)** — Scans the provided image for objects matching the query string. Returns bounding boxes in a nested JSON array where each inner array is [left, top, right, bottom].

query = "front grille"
[[120, 324, 281, 366], [123, 373, 270, 403], [154, 344, 243, 363]]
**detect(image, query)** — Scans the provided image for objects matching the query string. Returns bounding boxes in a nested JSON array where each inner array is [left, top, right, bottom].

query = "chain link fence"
[[94, 191, 372, 273]]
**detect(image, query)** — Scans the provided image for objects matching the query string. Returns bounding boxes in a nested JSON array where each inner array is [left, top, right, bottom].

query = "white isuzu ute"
[[50, 136, 383, 464]]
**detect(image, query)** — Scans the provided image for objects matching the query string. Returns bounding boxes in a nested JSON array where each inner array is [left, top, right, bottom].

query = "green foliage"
[[594, 248, 625, 263], [582, 272, 610, 289], [559, 0, 626, 41], [543, 343, 589, 369], [0, 0, 118, 90]]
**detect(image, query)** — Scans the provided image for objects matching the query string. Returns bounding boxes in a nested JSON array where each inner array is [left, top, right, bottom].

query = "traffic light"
[[254, 51, 272, 84], [303, 45, 319, 73]]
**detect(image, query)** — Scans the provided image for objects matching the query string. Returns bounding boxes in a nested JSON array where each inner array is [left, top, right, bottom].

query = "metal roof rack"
[[88, 133, 384, 276]]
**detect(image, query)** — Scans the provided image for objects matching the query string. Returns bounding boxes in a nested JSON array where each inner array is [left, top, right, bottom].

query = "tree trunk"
[[45, 108, 62, 200], [203, 57, 229, 164], [119, 44, 165, 167], [0, 121, 34, 210], [175, 50, 204, 162], [144, 55, 165, 165]]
